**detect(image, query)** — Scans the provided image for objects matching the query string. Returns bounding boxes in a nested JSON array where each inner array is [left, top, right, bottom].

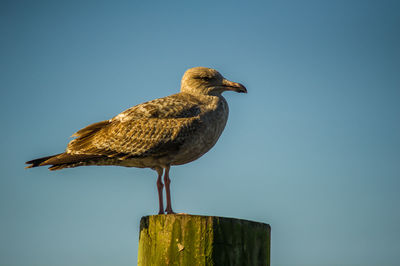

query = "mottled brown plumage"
[[26, 67, 247, 214]]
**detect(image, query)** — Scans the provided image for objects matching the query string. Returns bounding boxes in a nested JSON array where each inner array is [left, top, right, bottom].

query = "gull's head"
[[180, 67, 247, 96]]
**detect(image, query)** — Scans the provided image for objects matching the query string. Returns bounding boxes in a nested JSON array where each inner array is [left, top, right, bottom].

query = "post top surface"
[[140, 214, 271, 229]]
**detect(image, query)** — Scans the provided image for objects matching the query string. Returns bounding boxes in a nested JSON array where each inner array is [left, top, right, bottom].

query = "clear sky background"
[[1, 0, 399, 265]]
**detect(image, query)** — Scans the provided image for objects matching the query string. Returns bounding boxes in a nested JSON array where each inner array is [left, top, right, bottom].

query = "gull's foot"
[[158, 210, 165, 215], [165, 208, 175, 214]]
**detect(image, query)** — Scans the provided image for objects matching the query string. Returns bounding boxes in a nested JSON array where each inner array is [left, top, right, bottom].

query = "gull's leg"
[[155, 167, 164, 215], [164, 165, 175, 214]]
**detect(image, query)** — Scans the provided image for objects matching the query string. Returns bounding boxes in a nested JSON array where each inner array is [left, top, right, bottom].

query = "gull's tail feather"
[[25, 154, 62, 169], [25, 153, 105, 171]]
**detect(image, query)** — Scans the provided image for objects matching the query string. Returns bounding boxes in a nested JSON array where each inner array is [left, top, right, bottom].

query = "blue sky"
[[1, 0, 399, 265]]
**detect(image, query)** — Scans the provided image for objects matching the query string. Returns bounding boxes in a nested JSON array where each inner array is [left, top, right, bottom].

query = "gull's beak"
[[222, 79, 247, 93]]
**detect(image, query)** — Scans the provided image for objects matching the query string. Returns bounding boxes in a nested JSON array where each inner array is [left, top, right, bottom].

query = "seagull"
[[25, 67, 247, 214]]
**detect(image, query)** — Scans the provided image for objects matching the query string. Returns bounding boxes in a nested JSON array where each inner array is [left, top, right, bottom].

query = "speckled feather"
[[68, 93, 204, 156]]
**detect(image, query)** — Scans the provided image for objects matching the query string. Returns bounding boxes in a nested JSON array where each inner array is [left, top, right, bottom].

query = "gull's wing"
[[67, 116, 201, 159], [67, 93, 203, 158]]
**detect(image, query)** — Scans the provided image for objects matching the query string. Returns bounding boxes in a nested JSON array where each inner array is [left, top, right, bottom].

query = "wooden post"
[[137, 214, 271, 266]]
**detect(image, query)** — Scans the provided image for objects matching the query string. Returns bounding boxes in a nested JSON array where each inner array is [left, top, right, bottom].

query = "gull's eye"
[[193, 75, 213, 81]]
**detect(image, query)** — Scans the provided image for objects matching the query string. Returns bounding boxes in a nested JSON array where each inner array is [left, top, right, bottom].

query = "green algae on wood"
[[137, 214, 270, 266]]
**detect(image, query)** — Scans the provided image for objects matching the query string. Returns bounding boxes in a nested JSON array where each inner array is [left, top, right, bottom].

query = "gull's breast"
[[171, 96, 229, 165]]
